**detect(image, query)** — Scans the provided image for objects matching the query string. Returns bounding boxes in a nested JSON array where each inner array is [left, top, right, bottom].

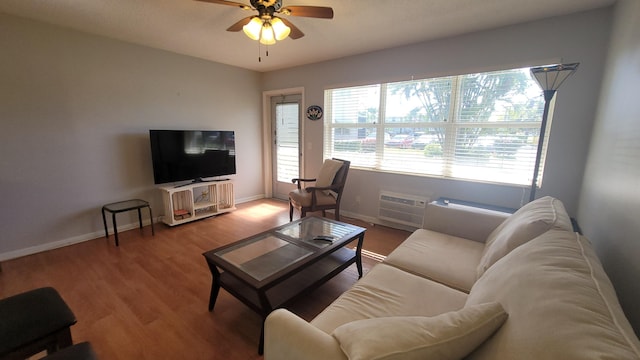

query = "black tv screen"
[[149, 130, 236, 185]]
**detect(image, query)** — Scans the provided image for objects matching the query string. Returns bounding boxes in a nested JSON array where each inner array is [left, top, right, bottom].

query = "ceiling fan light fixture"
[[271, 17, 291, 40], [259, 22, 276, 45], [242, 17, 263, 40]]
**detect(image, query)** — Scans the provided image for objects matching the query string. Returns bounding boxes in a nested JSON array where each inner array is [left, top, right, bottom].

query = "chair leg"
[[45, 328, 73, 354], [301, 209, 307, 218], [322, 210, 326, 217], [335, 208, 340, 221], [289, 201, 294, 222], [57, 327, 73, 349]]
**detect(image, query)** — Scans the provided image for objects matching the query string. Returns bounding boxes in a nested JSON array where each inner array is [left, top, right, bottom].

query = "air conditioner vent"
[[378, 191, 428, 228]]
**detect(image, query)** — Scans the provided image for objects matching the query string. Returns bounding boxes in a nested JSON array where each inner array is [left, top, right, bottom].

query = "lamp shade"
[[271, 17, 291, 40], [242, 17, 263, 41], [259, 22, 276, 45], [530, 63, 580, 91]]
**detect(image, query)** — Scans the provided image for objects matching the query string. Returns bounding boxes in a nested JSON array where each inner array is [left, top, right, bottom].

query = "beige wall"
[[0, 14, 263, 258], [262, 9, 612, 217], [578, 0, 640, 335]]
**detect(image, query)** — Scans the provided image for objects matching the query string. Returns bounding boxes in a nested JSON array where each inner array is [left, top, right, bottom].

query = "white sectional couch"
[[264, 196, 640, 359]]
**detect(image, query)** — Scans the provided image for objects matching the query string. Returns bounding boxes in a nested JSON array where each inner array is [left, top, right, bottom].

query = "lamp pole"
[[529, 63, 579, 202], [529, 90, 556, 202]]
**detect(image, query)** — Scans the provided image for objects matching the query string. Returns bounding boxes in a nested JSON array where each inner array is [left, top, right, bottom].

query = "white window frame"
[[323, 67, 551, 187]]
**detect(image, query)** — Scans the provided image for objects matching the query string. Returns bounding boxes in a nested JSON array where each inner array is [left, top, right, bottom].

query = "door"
[[271, 94, 302, 200]]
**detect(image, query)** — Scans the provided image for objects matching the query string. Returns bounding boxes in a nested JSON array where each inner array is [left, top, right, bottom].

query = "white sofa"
[[264, 196, 640, 359]]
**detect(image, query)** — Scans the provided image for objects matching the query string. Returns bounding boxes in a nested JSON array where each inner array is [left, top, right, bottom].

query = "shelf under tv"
[[158, 180, 235, 226]]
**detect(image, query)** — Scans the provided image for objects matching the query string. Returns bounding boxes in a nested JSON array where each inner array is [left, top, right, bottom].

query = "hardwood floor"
[[0, 199, 409, 359]]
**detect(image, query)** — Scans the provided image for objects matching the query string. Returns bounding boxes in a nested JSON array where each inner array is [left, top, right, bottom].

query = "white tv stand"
[[158, 180, 235, 226]]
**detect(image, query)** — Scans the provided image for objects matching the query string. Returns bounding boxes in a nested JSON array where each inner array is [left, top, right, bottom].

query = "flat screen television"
[[149, 130, 236, 185]]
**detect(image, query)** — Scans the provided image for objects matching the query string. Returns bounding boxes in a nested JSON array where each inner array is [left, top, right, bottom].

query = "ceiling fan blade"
[[280, 18, 304, 39], [226, 17, 253, 32], [280, 5, 334, 19], [194, 0, 252, 10]]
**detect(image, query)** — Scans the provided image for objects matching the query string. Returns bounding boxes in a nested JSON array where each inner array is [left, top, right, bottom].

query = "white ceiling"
[[0, 0, 616, 72]]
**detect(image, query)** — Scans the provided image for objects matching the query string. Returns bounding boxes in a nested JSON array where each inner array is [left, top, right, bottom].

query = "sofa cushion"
[[476, 196, 572, 277], [332, 302, 507, 360], [383, 229, 485, 293], [466, 229, 640, 359], [311, 263, 467, 334]]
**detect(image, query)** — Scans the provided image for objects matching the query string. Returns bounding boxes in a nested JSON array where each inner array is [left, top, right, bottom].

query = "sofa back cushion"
[[466, 229, 640, 360], [423, 202, 510, 243], [476, 196, 572, 277]]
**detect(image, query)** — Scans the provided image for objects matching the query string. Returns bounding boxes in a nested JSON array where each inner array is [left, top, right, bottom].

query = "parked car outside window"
[[385, 134, 414, 148], [412, 134, 437, 149], [361, 132, 391, 152]]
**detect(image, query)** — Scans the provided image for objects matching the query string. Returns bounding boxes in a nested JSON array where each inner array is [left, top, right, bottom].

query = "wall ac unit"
[[378, 191, 428, 228]]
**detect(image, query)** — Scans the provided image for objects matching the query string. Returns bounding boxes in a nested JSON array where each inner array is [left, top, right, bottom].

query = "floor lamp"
[[529, 63, 580, 202]]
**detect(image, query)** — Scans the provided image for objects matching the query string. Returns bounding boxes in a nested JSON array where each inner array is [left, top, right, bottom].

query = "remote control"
[[313, 235, 335, 242]]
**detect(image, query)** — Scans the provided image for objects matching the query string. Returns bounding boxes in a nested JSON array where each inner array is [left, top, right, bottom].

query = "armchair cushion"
[[332, 302, 507, 360], [316, 159, 344, 194], [289, 189, 337, 207]]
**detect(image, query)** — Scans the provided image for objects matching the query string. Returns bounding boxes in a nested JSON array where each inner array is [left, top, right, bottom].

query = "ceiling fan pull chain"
[[257, 42, 270, 62]]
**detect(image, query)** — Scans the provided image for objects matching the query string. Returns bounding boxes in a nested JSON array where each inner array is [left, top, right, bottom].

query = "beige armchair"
[[289, 159, 350, 222]]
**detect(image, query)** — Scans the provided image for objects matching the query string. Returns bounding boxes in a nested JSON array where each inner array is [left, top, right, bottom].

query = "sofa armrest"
[[264, 309, 348, 360], [423, 202, 510, 243]]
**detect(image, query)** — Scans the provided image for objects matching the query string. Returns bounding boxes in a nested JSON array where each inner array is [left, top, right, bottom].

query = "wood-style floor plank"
[[0, 199, 409, 359]]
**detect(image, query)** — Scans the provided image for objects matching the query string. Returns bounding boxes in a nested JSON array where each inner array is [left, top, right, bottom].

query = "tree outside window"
[[324, 67, 546, 186]]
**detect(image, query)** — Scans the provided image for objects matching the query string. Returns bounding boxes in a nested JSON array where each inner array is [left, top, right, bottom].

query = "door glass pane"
[[276, 103, 299, 182]]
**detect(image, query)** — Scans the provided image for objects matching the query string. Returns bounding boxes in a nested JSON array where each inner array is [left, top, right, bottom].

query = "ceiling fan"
[[195, 0, 334, 43]]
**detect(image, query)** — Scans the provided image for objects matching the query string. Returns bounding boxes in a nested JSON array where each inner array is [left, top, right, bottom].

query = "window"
[[323, 67, 548, 186]]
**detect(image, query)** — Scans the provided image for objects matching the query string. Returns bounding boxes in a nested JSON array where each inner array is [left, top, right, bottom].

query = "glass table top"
[[102, 199, 150, 212], [275, 217, 356, 248], [213, 217, 362, 281], [217, 235, 312, 281]]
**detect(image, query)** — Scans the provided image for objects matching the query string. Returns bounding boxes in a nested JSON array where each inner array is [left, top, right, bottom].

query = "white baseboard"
[[236, 194, 266, 203], [0, 196, 415, 263], [0, 220, 153, 262], [0, 195, 268, 262]]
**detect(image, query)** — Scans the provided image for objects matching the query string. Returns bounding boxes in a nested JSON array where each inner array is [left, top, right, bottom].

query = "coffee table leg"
[[355, 233, 364, 278], [258, 323, 265, 355], [257, 291, 272, 355], [207, 264, 221, 311]]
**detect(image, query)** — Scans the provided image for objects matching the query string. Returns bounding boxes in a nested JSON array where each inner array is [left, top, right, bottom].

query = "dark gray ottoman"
[[0, 287, 77, 359]]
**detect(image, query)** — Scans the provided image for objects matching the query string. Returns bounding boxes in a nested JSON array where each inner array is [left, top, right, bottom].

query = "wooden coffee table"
[[202, 216, 366, 354]]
